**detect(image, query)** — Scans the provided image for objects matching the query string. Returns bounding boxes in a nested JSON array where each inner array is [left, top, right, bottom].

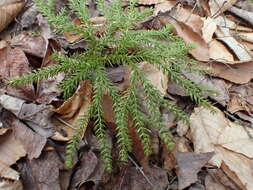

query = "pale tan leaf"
[[0, 178, 23, 190], [190, 106, 253, 189], [139, 62, 168, 95], [209, 40, 234, 62], [0, 1, 25, 32], [215, 26, 252, 61], [201, 17, 217, 43]]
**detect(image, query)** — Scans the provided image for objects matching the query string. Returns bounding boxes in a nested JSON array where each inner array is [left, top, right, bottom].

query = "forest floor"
[[0, 0, 253, 189]]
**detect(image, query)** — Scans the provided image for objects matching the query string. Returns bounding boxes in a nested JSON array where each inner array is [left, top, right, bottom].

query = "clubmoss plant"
[[8, 0, 214, 171]]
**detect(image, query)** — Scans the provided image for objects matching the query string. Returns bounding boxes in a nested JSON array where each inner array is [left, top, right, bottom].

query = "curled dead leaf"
[[52, 81, 92, 140]]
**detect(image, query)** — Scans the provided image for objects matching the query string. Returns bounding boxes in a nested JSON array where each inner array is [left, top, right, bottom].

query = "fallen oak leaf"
[[0, 1, 25, 32]]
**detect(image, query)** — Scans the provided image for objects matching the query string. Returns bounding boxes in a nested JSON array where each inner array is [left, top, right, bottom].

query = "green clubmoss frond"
[[8, 0, 216, 171]]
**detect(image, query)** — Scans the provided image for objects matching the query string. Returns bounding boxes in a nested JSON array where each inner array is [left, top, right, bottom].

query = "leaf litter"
[[0, 0, 253, 189]]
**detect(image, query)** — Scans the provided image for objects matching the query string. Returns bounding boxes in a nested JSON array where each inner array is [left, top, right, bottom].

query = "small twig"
[[185, 2, 197, 23], [127, 155, 154, 187], [54, 115, 76, 129]]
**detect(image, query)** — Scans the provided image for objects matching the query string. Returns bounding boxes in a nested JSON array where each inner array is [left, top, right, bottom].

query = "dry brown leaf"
[[174, 5, 204, 36], [209, 0, 237, 17], [154, 3, 209, 61], [17, 150, 63, 190], [190, 106, 253, 189], [52, 81, 92, 139], [209, 40, 234, 62], [0, 1, 25, 32], [176, 152, 214, 190], [207, 61, 253, 84], [241, 40, 253, 51], [161, 16, 209, 61], [139, 62, 168, 95], [227, 83, 253, 115], [0, 44, 36, 101], [0, 129, 26, 166]]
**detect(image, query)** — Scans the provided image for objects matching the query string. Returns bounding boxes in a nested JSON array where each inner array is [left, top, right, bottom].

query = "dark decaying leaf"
[[112, 166, 168, 190], [36, 40, 64, 104], [168, 71, 229, 106], [0, 44, 35, 101], [207, 168, 240, 189], [0, 93, 55, 137], [205, 174, 227, 190], [19, 4, 39, 29], [176, 151, 214, 190], [1, 110, 47, 159], [18, 103, 55, 138], [17, 150, 64, 190], [70, 150, 101, 189]]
